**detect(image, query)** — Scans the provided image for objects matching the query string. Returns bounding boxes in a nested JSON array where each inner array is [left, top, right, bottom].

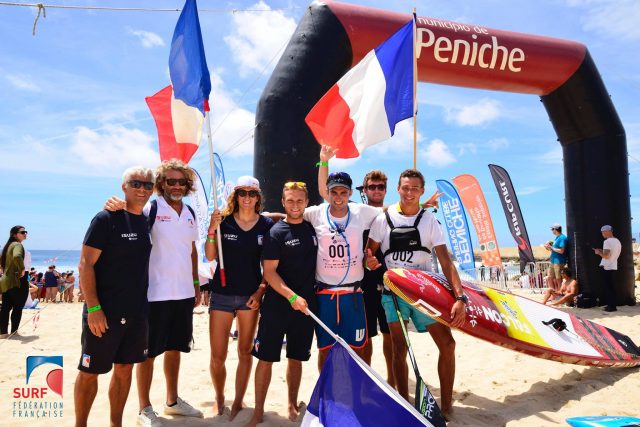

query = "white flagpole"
[[205, 111, 227, 286], [412, 8, 418, 170]]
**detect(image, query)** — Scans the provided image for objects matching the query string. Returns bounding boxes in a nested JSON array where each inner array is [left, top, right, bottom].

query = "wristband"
[[206, 237, 216, 243], [87, 304, 102, 313], [193, 280, 200, 285], [315, 161, 328, 167], [288, 293, 298, 304]]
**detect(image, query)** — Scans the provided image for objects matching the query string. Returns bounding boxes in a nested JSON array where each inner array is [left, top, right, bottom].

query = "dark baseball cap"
[[327, 172, 352, 190]]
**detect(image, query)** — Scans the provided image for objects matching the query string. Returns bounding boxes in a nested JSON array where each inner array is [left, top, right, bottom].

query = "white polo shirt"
[[600, 237, 622, 271], [304, 202, 381, 285], [144, 196, 198, 301]]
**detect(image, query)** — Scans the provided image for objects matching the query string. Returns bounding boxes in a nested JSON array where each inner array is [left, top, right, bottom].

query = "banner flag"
[[436, 180, 476, 278], [452, 174, 502, 268], [488, 164, 535, 272], [301, 343, 433, 427]]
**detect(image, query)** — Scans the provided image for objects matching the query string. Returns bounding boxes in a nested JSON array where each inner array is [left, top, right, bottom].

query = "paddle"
[[391, 294, 447, 427]]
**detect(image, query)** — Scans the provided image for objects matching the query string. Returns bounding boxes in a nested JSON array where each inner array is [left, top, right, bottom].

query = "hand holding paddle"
[[365, 249, 381, 270]]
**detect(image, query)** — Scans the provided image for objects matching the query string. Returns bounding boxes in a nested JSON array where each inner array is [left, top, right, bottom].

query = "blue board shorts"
[[381, 293, 435, 332], [315, 288, 367, 350]]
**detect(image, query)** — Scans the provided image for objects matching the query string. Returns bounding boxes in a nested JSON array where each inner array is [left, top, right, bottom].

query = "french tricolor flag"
[[305, 19, 414, 159], [146, 0, 211, 164]]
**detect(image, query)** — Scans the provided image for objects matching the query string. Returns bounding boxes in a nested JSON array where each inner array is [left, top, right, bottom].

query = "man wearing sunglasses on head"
[[104, 159, 203, 426], [75, 166, 155, 427]]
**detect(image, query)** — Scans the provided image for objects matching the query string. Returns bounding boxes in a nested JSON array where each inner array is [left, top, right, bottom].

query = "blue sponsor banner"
[[436, 180, 476, 278]]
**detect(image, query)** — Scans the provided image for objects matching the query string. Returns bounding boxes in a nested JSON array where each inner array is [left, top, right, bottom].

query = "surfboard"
[[566, 416, 640, 426], [383, 268, 640, 367]]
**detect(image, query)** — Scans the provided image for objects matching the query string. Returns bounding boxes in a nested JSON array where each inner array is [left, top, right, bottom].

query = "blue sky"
[[1, 0, 639, 251]]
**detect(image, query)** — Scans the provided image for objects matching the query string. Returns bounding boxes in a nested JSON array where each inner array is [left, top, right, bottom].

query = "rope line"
[[1, 1, 300, 13]]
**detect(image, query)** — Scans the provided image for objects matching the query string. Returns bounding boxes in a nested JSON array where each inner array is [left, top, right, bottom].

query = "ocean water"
[[29, 249, 81, 273]]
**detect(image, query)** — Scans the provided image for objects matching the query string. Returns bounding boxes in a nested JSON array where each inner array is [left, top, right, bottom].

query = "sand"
[[0, 286, 638, 427]]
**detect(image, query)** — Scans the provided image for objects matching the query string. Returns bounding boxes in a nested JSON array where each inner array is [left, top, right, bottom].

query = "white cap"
[[551, 223, 562, 230], [235, 176, 260, 190], [601, 225, 612, 232]]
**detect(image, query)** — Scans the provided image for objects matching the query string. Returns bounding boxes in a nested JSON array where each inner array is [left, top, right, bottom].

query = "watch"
[[455, 294, 468, 304]]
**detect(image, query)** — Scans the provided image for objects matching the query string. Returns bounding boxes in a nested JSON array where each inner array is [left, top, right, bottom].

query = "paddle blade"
[[415, 376, 447, 427]]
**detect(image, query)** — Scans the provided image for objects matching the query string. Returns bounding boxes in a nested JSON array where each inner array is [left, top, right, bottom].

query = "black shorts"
[[252, 303, 315, 362], [200, 279, 211, 292], [148, 298, 195, 358], [78, 316, 148, 374], [362, 282, 389, 337]]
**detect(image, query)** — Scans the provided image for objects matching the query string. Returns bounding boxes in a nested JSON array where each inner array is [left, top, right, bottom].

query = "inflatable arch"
[[254, 1, 634, 305]]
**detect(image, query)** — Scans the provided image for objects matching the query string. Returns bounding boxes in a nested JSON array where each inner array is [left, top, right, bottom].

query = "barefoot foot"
[[229, 401, 246, 421]]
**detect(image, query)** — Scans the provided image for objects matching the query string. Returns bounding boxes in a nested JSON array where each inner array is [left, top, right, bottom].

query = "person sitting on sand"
[[542, 268, 578, 306]]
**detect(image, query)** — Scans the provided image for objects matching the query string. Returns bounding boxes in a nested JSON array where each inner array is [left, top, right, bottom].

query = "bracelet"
[[288, 293, 298, 304], [87, 304, 102, 313], [206, 237, 216, 243], [193, 280, 200, 285], [315, 161, 328, 167]]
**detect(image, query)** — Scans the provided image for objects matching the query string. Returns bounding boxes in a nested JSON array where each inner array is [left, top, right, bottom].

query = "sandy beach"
[[1, 286, 638, 427]]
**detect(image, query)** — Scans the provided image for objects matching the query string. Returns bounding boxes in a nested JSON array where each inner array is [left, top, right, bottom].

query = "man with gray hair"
[[593, 225, 622, 312], [75, 166, 155, 427]]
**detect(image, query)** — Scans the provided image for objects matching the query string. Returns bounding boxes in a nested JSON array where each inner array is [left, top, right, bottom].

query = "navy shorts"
[[147, 298, 195, 358], [315, 288, 367, 350], [78, 315, 148, 374], [209, 293, 251, 313]]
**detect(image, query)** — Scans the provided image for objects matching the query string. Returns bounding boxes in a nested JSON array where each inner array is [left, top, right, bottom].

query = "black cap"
[[327, 172, 352, 190]]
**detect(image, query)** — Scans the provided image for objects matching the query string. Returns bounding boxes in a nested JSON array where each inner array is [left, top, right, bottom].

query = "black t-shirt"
[[211, 214, 274, 296], [362, 229, 386, 292], [261, 219, 318, 310], [83, 210, 152, 319]]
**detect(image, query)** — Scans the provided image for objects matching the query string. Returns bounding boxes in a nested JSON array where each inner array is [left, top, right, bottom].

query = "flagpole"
[[205, 111, 227, 286], [412, 8, 418, 170]]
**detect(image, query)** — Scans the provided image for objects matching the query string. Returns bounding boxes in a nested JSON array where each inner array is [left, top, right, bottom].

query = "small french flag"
[[305, 19, 414, 159]]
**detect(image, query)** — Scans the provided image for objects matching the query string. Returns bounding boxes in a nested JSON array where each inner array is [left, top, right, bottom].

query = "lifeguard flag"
[[146, 0, 211, 164], [305, 19, 414, 159]]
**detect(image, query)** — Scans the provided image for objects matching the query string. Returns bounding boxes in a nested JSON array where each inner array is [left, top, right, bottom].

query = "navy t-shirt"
[[261, 219, 318, 310], [82, 210, 152, 319], [44, 270, 58, 287], [211, 214, 274, 296]]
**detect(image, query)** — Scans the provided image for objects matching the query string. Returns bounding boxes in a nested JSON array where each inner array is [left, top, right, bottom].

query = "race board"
[[383, 268, 640, 367], [566, 416, 640, 426]]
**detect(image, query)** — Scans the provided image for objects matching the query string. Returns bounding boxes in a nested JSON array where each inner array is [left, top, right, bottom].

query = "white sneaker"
[[163, 397, 203, 418], [137, 406, 162, 427]]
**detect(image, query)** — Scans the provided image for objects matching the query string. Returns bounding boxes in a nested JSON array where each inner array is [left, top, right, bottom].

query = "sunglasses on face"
[[237, 189, 259, 198], [127, 180, 154, 190], [165, 178, 190, 187], [366, 184, 386, 191], [284, 181, 307, 189], [18, 230, 28, 235]]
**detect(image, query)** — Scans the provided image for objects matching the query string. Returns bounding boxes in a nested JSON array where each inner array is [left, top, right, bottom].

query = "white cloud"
[[445, 98, 501, 126], [224, 1, 296, 77], [458, 142, 477, 156], [517, 186, 546, 196], [487, 137, 509, 150], [538, 147, 563, 164], [579, 0, 640, 41], [5, 74, 40, 92], [422, 139, 456, 167], [128, 29, 165, 48], [369, 120, 415, 156]]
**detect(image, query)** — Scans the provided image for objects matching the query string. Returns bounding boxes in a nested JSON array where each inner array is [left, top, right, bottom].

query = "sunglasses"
[[18, 230, 28, 235], [366, 184, 386, 191], [237, 189, 259, 198], [284, 181, 307, 188], [127, 180, 154, 190], [165, 178, 191, 187]]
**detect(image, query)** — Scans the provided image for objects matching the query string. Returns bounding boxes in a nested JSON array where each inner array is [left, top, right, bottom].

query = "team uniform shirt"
[[369, 204, 446, 290], [550, 234, 568, 264], [144, 196, 198, 302], [600, 237, 622, 270], [304, 202, 381, 286], [82, 210, 152, 318], [211, 215, 274, 296]]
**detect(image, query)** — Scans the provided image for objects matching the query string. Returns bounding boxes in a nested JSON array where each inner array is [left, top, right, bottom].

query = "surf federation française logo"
[[12, 355, 64, 419]]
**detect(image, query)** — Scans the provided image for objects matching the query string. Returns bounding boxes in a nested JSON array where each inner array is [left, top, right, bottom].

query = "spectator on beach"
[[542, 268, 578, 306], [57, 272, 67, 302], [65, 271, 76, 303], [205, 176, 274, 420], [544, 224, 567, 290], [247, 182, 317, 426], [480, 263, 486, 281], [0, 225, 30, 338], [593, 225, 622, 312], [365, 169, 466, 416], [43, 265, 59, 303], [74, 166, 154, 427]]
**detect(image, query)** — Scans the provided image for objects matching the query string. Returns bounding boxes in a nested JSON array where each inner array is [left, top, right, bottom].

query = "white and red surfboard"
[[384, 268, 640, 368]]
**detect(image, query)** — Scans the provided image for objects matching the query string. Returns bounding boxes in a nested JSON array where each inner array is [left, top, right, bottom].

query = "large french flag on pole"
[[305, 19, 414, 159], [146, 0, 211, 164], [301, 343, 432, 427]]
